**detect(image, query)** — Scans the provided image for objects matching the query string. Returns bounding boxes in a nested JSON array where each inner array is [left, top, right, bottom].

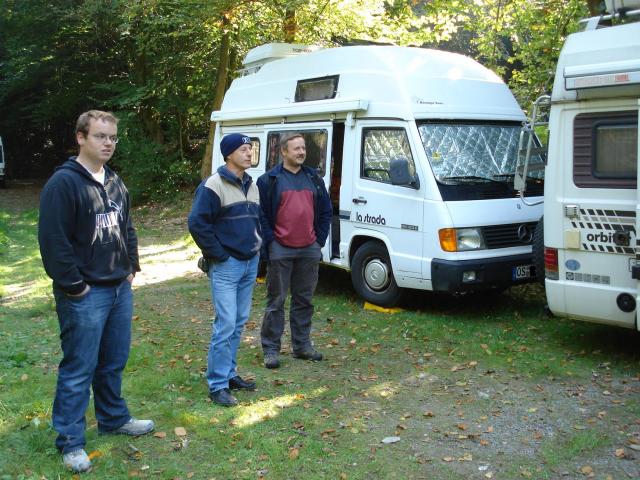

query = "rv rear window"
[[594, 124, 637, 178], [573, 111, 638, 188], [295, 75, 339, 102]]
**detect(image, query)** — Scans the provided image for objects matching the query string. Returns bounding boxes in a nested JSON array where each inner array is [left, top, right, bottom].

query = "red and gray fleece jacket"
[[188, 165, 262, 262]]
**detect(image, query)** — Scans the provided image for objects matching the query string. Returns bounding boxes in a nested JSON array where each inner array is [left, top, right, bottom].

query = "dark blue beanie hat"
[[220, 133, 251, 158]]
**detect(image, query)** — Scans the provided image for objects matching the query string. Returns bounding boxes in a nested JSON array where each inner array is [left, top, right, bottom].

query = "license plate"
[[513, 264, 533, 280]]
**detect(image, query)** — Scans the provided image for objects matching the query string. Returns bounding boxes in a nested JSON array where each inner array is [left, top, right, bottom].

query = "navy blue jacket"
[[188, 165, 262, 261], [38, 158, 139, 295], [257, 163, 332, 251]]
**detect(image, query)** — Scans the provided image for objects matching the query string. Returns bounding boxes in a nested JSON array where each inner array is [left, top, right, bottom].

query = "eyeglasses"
[[90, 133, 119, 144]]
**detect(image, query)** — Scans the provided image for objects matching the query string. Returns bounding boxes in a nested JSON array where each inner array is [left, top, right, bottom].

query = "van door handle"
[[352, 197, 367, 205]]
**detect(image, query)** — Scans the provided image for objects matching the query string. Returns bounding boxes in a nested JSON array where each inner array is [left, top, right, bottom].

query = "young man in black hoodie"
[[38, 110, 154, 473]]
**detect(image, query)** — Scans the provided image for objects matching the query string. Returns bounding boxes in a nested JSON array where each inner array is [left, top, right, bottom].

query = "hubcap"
[[364, 258, 390, 291]]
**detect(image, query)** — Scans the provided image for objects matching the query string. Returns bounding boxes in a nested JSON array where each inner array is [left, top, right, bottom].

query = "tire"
[[533, 217, 544, 285], [350, 241, 403, 306]]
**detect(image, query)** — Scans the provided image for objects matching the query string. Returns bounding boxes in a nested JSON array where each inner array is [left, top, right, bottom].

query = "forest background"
[[0, 0, 603, 201]]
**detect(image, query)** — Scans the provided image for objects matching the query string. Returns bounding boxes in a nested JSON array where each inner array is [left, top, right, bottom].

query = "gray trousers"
[[261, 256, 319, 354]]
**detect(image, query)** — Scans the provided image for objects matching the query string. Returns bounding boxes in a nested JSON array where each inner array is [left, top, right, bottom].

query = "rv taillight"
[[544, 247, 559, 280]]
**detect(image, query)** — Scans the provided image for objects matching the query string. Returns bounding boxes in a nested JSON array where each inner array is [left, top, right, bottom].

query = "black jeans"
[[261, 256, 320, 354]]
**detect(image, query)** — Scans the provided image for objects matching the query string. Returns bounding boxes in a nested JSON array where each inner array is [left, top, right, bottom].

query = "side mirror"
[[389, 156, 420, 189]]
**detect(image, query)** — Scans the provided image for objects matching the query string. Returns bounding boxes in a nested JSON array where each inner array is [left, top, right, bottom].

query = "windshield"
[[417, 122, 544, 183]]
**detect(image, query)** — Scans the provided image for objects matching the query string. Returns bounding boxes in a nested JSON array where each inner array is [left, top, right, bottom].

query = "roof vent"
[[238, 43, 322, 77]]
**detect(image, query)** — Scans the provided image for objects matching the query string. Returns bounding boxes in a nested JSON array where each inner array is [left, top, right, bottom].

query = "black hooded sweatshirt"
[[38, 158, 140, 295]]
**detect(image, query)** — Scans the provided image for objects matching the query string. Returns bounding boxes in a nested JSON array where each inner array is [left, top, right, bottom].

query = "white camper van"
[[211, 44, 544, 305], [518, 2, 640, 328]]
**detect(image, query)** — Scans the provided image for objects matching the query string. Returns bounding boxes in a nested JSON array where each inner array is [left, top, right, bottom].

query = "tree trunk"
[[284, 7, 296, 43], [200, 13, 232, 179], [586, 0, 601, 15]]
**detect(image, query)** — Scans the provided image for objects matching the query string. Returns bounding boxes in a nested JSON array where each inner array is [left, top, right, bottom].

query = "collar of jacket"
[[57, 156, 114, 185], [217, 164, 253, 188]]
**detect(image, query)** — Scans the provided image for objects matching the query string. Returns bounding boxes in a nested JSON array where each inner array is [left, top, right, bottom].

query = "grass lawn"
[[1, 192, 639, 479]]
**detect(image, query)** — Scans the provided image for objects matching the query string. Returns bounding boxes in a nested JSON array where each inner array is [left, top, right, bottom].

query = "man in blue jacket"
[[257, 133, 332, 369], [38, 110, 154, 473], [188, 133, 262, 407]]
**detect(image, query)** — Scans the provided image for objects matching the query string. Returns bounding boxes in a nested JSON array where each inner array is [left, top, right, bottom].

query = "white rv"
[[211, 43, 544, 305], [518, 1, 640, 328]]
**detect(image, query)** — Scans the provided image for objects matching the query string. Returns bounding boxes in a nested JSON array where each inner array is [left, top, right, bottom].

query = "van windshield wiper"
[[439, 175, 502, 184]]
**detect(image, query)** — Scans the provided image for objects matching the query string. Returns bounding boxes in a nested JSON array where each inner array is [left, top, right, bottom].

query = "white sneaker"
[[63, 449, 92, 473], [113, 418, 155, 436]]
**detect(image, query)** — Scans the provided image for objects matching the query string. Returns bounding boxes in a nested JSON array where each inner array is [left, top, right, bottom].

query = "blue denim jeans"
[[52, 280, 133, 453], [207, 255, 259, 393]]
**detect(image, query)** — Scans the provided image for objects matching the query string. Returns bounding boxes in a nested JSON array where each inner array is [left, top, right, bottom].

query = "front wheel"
[[350, 241, 403, 307]]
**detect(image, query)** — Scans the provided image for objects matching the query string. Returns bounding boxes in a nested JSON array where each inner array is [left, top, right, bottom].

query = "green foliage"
[[0, 0, 590, 190], [110, 113, 200, 202]]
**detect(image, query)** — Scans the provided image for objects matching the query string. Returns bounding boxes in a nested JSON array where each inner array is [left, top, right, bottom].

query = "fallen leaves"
[[579, 465, 594, 476], [451, 361, 478, 372], [87, 450, 102, 460], [381, 436, 401, 444], [174, 426, 187, 436]]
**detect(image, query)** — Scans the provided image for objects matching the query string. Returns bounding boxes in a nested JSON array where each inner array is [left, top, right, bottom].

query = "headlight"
[[456, 228, 484, 251], [438, 228, 485, 252]]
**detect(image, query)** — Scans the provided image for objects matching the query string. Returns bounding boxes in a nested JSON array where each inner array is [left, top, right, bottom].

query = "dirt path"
[[0, 180, 43, 211]]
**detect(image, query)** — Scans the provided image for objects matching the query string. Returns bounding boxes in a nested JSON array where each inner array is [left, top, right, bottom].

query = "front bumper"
[[431, 253, 535, 293]]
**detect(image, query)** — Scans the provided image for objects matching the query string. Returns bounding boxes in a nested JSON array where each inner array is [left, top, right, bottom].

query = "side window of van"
[[361, 128, 416, 184], [250, 138, 260, 167], [266, 130, 328, 175], [573, 111, 638, 189]]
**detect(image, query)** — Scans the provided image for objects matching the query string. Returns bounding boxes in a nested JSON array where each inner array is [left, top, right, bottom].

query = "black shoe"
[[292, 349, 323, 361], [264, 353, 280, 369], [209, 388, 238, 407], [229, 376, 256, 391]]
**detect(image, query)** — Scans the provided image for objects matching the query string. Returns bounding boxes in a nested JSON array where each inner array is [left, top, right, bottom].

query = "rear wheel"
[[533, 218, 544, 285], [351, 241, 403, 306]]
